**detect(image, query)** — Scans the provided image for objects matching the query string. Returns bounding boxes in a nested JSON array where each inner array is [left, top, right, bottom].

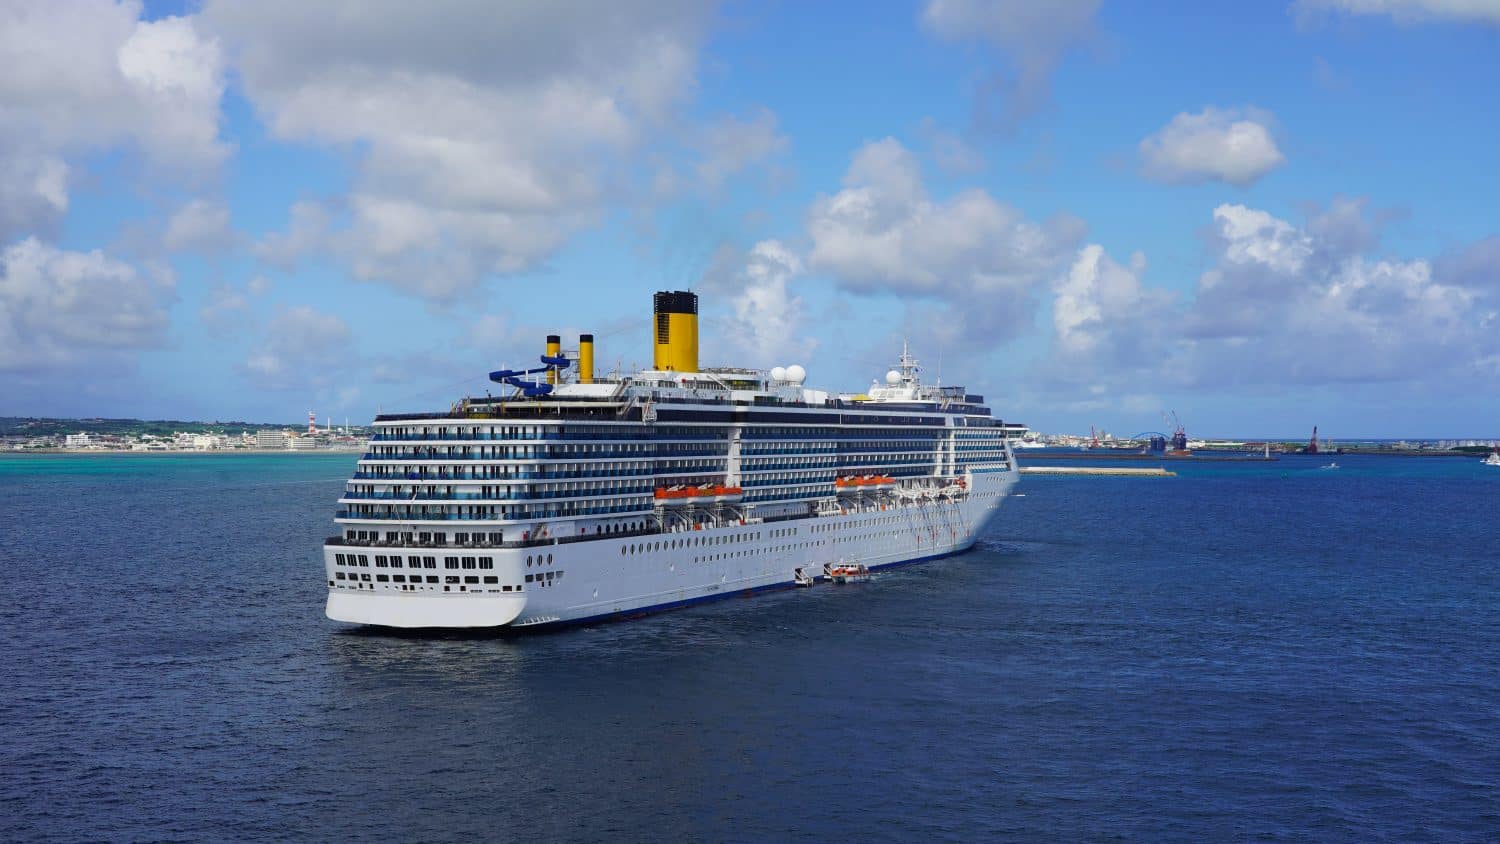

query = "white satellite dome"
[[885, 369, 902, 385], [785, 364, 806, 384], [770, 366, 787, 382]]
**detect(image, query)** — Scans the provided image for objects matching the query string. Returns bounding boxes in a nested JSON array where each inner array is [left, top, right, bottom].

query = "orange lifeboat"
[[654, 484, 743, 504]]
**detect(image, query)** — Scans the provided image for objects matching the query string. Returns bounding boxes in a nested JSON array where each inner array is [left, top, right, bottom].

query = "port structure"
[[1162, 411, 1188, 453], [1131, 432, 1171, 454]]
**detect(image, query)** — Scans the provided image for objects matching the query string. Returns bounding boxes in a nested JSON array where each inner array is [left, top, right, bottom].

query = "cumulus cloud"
[[1039, 200, 1500, 393], [163, 199, 234, 253], [1052, 245, 1177, 362], [1139, 107, 1286, 187], [0, 154, 70, 241], [241, 305, 351, 390], [199, 283, 248, 327], [253, 200, 331, 270], [807, 138, 1084, 342], [921, 0, 1101, 130], [199, 275, 269, 328], [0, 1, 227, 240], [713, 240, 814, 366], [204, 0, 714, 300], [1295, 0, 1500, 26], [0, 237, 173, 372], [694, 108, 790, 189]]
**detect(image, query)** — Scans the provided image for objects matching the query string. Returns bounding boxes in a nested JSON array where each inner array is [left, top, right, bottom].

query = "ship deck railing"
[[359, 446, 727, 461], [351, 468, 654, 481], [368, 432, 729, 443], [340, 486, 653, 502], [324, 526, 667, 550]]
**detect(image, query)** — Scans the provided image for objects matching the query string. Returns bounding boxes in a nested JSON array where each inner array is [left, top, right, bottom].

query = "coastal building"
[[255, 430, 290, 449], [288, 436, 321, 450], [64, 433, 91, 448]]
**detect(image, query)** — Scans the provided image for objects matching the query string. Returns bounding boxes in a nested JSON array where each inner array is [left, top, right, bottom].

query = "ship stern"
[[326, 591, 527, 629]]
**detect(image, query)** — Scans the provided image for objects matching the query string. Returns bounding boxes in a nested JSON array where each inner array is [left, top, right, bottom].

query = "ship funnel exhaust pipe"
[[653, 290, 698, 373], [545, 334, 561, 384], [579, 334, 594, 384]]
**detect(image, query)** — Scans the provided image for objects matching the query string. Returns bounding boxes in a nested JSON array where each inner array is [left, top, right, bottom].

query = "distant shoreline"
[[2, 449, 363, 456]]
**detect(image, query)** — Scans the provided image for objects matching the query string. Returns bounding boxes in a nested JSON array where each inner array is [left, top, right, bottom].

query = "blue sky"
[[2, 0, 1497, 437]]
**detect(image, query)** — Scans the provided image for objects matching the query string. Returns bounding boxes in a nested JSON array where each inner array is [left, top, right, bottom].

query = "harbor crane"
[[1163, 410, 1188, 452]]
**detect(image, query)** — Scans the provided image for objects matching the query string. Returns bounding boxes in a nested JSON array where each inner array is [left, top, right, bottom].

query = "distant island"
[[1, 416, 369, 453]]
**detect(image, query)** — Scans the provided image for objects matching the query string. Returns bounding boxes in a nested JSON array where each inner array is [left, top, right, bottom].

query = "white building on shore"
[[255, 430, 291, 449]]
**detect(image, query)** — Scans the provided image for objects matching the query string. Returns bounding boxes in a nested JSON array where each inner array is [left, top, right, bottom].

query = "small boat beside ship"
[[825, 562, 871, 583]]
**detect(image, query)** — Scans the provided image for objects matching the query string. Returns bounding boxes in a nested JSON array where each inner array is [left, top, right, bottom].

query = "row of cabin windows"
[[333, 572, 517, 588], [334, 553, 496, 571], [380, 424, 713, 439], [344, 531, 505, 545], [618, 528, 797, 556]]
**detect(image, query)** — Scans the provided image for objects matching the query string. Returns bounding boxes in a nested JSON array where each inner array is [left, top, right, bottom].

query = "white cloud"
[[0, 1, 227, 240], [163, 199, 234, 253], [695, 108, 790, 189], [0, 154, 69, 240], [205, 0, 714, 299], [715, 240, 814, 366], [241, 305, 351, 390], [1053, 245, 1176, 360], [921, 0, 1100, 129], [0, 237, 173, 372], [198, 277, 268, 329], [807, 138, 1084, 342], [199, 281, 253, 327], [1296, 0, 1500, 26], [253, 200, 331, 270], [1139, 107, 1286, 187], [1037, 200, 1500, 393]]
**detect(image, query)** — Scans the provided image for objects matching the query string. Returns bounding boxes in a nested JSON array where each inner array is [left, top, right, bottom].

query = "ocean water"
[[2, 452, 1498, 841]]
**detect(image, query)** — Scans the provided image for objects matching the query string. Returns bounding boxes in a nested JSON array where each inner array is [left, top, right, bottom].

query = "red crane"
[[1307, 425, 1319, 455]]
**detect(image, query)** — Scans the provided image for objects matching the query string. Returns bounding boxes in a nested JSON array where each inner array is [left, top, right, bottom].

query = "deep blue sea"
[[2, 452, 1498, 841]]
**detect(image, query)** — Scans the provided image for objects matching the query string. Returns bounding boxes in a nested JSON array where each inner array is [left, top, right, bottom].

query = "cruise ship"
[[323, 291, 1021, 629]]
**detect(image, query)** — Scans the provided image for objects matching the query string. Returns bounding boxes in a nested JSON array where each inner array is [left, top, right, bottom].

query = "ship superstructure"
[[323, 291, 1021, 628]]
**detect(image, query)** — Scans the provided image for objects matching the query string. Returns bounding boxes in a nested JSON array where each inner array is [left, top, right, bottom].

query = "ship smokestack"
[[579, 334, 594, 384], [652, 290, 698, 373], [545, 334, 561, 384]]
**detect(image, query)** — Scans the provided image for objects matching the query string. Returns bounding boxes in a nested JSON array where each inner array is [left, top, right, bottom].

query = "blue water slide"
[[489, 353, 568, 395]]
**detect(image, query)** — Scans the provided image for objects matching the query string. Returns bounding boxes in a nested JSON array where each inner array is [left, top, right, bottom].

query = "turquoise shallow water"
[[2, 451, 1498, 840]]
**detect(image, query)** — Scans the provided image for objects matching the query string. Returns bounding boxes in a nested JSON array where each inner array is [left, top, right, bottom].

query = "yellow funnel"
[[652, 291, 698, 373], [545, 334, 561, 385], [579, 334, 594, 384]]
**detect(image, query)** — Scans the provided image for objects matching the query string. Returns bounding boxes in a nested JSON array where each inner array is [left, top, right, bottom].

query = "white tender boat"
[[825, 562, 871, 583]]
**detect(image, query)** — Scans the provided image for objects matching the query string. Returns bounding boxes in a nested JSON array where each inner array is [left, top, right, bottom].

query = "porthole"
[[547, 553, 553, 564], [526, 555, 533, 567]]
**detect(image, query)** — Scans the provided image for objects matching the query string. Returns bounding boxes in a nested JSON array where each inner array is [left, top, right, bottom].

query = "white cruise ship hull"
[[324, 468, 1016, 629]]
